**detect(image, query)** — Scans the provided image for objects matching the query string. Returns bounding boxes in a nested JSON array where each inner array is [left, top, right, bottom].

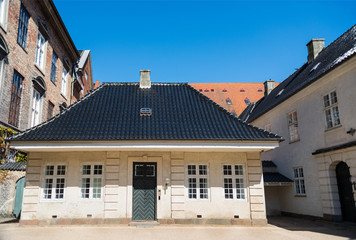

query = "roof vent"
[[140, 70, 151, 89], [140, 108, 152, 116]]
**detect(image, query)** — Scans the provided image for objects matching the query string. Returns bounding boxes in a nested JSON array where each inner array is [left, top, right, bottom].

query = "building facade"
[[9, 71, 282, 225], [241, 25, 356, 222], [0, 0, 93, 133]]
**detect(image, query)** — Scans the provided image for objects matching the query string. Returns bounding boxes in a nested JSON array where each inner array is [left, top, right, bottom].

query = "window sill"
[[51, 80, 56, 86], [34, 64, 45, 76], [289, 139, 300, 144], [61, 93, 67, 100], [17, 42, 28, 54], [325, 125, 342, 133], [0, 23, 7, 34], [294, 194, 307, 197]]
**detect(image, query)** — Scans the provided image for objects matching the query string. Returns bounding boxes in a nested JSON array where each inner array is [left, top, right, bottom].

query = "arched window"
[[30, 77, 46, 127]]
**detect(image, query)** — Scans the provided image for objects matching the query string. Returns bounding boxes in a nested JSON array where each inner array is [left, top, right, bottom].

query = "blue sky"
[[54, 0, 356, 84]]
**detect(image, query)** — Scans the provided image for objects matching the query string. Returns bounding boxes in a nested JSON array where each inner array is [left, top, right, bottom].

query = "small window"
[[223, 164, 245, 200], [210, 89, 214, 92], [140, 108, 152, 116], [204, 89, 209, 92], [222, 89, 227, 92], [81, 164, 103, 199], [43, 164, 66, 200], [244, 97, 251, 105], [323, 91, 340, 129], [135, 164, 144, 176], [288, 111, 299, 142], [240, 88, 245, 92], [199, 89, 202, 92], [187, 164, 208, 200], [226, 98, 232, 105], [257, 88, 263, 92], [294, 167, 306, 195]]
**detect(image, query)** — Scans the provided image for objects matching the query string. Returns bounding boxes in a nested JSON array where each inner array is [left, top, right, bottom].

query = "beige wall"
[[251, 56, 356, 219], [22, 150, 266, 224]]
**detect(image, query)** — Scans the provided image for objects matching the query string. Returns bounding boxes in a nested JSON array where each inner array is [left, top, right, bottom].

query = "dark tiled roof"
[[312, 140, 356, 155], [262, 160, 277, 168], [9, 83, 282, 141], [264, 172, 293, 183], [0, 162, 27, 171], [243, 25, 356, 122]]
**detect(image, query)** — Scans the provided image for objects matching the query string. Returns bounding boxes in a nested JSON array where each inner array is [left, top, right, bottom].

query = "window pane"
[[325, 109, 333, 128], [82, 165, 91, 175], [57, 165, 66, 175], [224, 178, 233, 199], [223, 165, 232, 175], [199, 178, 208, 199], [43, 178, 53, 199], [330, 91, 337, 104], [187, 165, 196, 175], [94, 165, 103, 175], [55, 178, 65, 199], [81, 178, 90, 198], [146, 165, 155, 177], [45, 165, 54, 176], [135, 165, 144, 176], [93, 178, 102, 198], [332, 107, 340, 126], [188, 178, 197, 199], [235, 178, 245, 199], [235, 165, 243, 175], [323, 95, 330, 107], [17, 6, 29, 49], [199, 165, 207, 175]]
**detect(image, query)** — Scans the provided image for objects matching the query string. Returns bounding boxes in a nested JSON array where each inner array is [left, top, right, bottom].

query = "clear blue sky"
[[54, 0, 356, 84]]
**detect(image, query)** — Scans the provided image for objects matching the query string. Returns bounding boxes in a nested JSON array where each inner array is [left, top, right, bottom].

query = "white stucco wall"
[[252, 56, 356, 219], [21, 150, 266, 224]]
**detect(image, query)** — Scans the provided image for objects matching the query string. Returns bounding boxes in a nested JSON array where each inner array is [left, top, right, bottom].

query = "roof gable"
[[10, 83, 281, 142]]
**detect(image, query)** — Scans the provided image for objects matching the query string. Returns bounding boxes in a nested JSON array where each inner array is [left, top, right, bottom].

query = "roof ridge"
[[186, 84, 282, 140], [8, 83, 106, 141]]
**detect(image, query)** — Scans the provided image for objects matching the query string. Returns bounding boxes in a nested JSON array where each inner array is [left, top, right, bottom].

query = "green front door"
[[132, 162, 157, 221], [13, 177, 25, 218]]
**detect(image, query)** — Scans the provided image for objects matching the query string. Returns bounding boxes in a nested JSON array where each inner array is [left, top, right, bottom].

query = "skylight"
[[244, 97, 251, 105], [226, 98, 232, 105], [276, 89, 284, 97], [140, 108, 152, 116]]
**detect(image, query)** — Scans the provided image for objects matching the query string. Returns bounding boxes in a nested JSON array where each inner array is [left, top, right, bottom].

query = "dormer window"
[[222, 89, 227, 92], [244, 97, 251, 105], [226, 98, 232, 105], [258, 88, 263, 92], [204, 89, 209, 92], [211, 89, 214, 92], [140, 108, 152, 116], [240, 88, 245, 92], [199, 89, 203, 92]]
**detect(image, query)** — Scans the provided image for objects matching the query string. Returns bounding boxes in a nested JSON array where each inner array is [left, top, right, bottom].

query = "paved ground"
[[0, 216, 355, 240]]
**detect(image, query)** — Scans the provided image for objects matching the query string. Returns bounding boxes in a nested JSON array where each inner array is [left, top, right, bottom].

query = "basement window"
[[140, 108, 152, 116]]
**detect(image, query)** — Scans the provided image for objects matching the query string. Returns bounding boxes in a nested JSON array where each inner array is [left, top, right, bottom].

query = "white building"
[[9, 70, 282, 225], [240, 25, 356, 222]]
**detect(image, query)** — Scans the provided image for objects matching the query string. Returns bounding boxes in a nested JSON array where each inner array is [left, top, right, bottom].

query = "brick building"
[[0, 0, 93, 132], [72, 50, 93, 103]]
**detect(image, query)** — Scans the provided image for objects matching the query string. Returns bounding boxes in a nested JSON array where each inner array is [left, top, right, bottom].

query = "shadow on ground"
[[268, 216, 356, 239]]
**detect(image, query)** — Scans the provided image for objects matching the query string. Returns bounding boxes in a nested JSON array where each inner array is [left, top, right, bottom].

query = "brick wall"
[[0, 0, 77, 131]]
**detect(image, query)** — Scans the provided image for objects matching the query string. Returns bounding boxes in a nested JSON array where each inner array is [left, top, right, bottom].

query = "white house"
[[9, 70, 282, 225], [240, 25, 356, 222]]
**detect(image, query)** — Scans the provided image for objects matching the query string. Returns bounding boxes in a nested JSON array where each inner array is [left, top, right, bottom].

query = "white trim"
[[11, 141, 280, 152]]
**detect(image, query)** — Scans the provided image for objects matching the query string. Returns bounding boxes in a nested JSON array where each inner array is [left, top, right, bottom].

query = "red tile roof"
[[189, 83, 279, 116]]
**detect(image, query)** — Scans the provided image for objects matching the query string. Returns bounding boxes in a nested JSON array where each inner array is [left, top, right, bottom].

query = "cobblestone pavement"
[[0, 216, 355, 240]]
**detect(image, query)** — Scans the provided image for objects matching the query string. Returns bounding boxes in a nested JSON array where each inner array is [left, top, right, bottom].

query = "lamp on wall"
[[346, 128, 356, 136]]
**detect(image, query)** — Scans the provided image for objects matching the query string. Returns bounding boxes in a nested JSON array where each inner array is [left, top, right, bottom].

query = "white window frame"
[[223, 164, 246, 200], [288, 110, 299, 142], [80, 163, 104, 200], [186, 164, 209, 200], [294, 167, 306, 196], [61, 68, 68, 97], [42, 164, 67, 201], [323, 90, 340, 129], [0, 0, 9, 30], [0, 58, 4, 95], [35, 31, 46, 70], [30, 89, 41, 127]]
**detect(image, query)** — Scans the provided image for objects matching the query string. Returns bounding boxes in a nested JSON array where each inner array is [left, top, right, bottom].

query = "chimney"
[[264, 79, 275, 97], [140, 70, 151, 89], [306, 39, 325, 63]]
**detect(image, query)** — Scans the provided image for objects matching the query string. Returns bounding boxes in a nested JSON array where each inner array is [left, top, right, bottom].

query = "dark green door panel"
[[133, 162, 157, 221]]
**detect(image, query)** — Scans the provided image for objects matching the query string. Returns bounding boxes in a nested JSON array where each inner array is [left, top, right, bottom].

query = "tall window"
[[17, 5, 29, 49], [50, 52, 58, 83], [294, 167, 306, 195], [8, 71, 23, 127], [81, 164, 103, 199], [35, 32, 46, 69], [43, 164, 66, 200], [47, 101, 54, 120], [0, 0, 8, 28], [223, 165, 245, 199], [30, 89, 41, 127], [288, 111, 299, 142], [61, 69, 68, 97], [187, 164, 208, 199], [323, 91, 340, 129]]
